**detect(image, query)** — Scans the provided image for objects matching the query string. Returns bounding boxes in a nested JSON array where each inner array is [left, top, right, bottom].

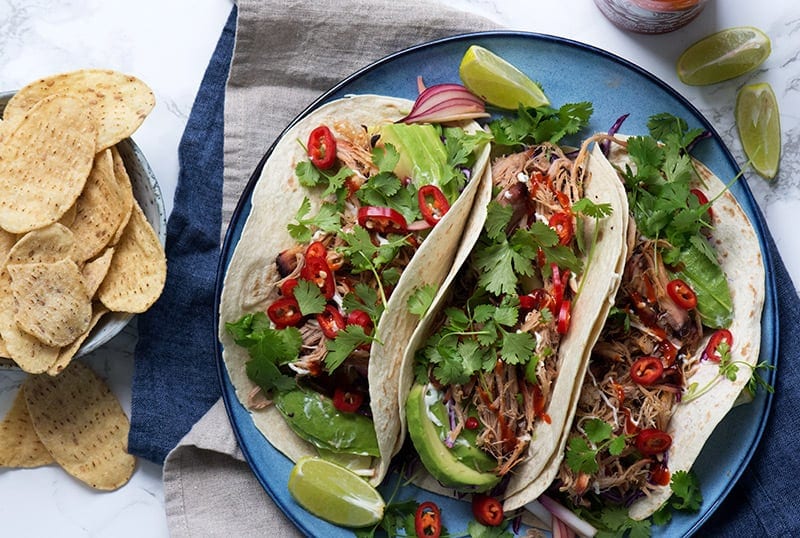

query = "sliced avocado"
[[406, 383, 500, 492], [428, 399, 496, 473]]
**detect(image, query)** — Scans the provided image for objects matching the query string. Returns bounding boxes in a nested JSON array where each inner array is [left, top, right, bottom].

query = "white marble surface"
[[0, 0, 797, 536]]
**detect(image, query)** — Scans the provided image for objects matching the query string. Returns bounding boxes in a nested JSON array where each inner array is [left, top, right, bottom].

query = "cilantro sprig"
[[488, 102, 593, 149], [565, 418, 627, 475]]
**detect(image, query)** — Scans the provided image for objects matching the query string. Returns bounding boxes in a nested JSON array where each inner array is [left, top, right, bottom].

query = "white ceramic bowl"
[[0, 90, 167, 365]]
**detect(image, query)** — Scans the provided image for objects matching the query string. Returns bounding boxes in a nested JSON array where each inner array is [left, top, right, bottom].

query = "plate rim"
[[214, 30, 778, 538]]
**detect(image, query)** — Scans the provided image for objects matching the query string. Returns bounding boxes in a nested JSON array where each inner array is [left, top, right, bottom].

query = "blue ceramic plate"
[[215, 31, 777, 537]]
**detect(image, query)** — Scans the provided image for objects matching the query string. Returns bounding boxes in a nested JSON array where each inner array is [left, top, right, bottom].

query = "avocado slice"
[[428, 399, 496, 473], [406, 383, 501, 492]]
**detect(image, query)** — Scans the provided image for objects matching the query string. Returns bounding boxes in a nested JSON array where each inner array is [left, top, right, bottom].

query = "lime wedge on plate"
[[736, 82, 781, 179], [288, 456, 385, 528], [677, 27, 771, 86], [459, 45, 550, 109]]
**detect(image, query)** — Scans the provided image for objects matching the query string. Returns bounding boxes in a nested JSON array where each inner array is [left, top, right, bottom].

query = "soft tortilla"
[[218, 94, 491, 485]]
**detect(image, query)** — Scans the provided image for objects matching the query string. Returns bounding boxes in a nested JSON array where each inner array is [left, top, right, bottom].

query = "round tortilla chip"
[[82, 247, 115, 298], [47, 306, 109, 376], [0, 387, 53, 468], [109, 146, 135, 245], [3, 69, 155, 152], [0, 93, 96, 234], [69, 149, 128, 263], [97, 201, 166, 313], [23, 361, 135, 490], [6, 222, 74, 265], [0, 287, 59, 373], [8, 258, 93, 347]]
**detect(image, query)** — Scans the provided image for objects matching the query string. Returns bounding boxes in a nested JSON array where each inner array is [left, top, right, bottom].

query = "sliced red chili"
[[650, 461, 671, 486], [556, 299, 572, 335], [414, 501, 442, 538], [346, 309, 373, 335], [548, 212, 574, 245], [635, 428, 672, 456], [307, 125, 337, 170], [357, 206, 408, 235], [471, 494, 504, 527], [465, 416, 479, 430], [667, 278, 697, 310], [519, 289, 554, 314], [703, 329, 733, 363], [655, 339, 678, 367], [280, 278, 299, 297], [690, 188, 714, 221], [301, 256, 335, 299], [630, 356, 664, 386], [316, 305, 346, 339], [418, 185, 450, 226], [305, 241, 327, 260], [550, 264, 571, 311], [332, 387, 364, 413], [267, 297, 302, 328]]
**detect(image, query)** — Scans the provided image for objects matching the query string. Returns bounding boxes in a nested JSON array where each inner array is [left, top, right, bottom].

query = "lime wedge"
[[735, 82, 781, 179], [459, 45, 550, 109], [677, 27, 771, 86], [287, 456, 385, 528]]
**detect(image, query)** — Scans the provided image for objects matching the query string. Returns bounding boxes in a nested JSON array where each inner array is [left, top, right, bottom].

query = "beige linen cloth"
[[163, 1, 497, 536]]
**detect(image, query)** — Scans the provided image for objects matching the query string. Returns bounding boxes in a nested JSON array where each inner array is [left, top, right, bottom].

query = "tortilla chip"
[[3, 69, 155, 152], [97, 201, 166, 313], [47, 306, 109, 376], [0, 288, 59, 373], [0, 93, 96, 234], [82, 248, 115, 297], [0, 228, 15, 263], [109, 146, 135, 246], [69, 149, 128, 263], [6, 223, 74, 265], [8, 258, 93, 347], [58, 202, 78, 228], [23, 361, 135, 490], [0, 387, 53, 468]]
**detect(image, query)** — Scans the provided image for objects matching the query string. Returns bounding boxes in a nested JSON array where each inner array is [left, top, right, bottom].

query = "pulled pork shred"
[[444, 143, 583, 477]]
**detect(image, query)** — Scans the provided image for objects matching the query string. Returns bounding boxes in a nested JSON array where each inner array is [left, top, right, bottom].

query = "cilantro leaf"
[[499, 330, 535, 365], [669, 470, 702, 512], [467, 519, 514, 538], [572, 198, 613, 219], [407, 283, 438, 318], [325, 325, 371, 372], [293, 279, 326, 316], [584, 418, 613, 444], [488, 102, 593, 149], [372, 143, 400, 173], [287, 198, 341, 243], [566, 436, 600, 474]]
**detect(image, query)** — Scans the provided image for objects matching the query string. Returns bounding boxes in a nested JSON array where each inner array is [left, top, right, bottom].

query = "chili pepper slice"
[[307, 125, 337, 170], [551, 264, 571, 311], [519, 289, 554, 314], [471, 494, 504, 527], [548, 211, 574, 245], [414, 501, 442, 538], [267, 297, 303, 328], [702, 328, 733, 362], [465, 416, 480, 430], [418, 184, 450, 226], [346, 309, 373, 334], [301, 255, 335, 300], [332, 387, 364, 413], [280, 278, 299, 297], [690, 188, 714, 221], [635, 428, 673, 456], [630, 356, 664, 386], [316, 305, 346, 339], [666, 278, 697, 310], [556, 299, 572, 335], [357, 206, 408, 234], [305, 241, 327, 260]]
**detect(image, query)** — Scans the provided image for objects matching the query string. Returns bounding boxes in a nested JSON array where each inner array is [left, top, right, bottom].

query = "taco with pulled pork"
[[511, 115, 766, 532], [218, 94, 492, 485], [399, 112, 629, 507]]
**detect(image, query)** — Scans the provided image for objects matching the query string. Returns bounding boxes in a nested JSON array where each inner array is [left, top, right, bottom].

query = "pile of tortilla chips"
[[0, 69, 167, 375], [0, 69, 167, 490]]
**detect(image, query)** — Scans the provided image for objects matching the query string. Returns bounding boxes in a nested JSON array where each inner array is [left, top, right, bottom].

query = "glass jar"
[[594, 0, 709, 34]]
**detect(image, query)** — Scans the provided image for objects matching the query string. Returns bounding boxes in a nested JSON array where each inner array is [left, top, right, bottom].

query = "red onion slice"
[[401, 83, 489, 124]]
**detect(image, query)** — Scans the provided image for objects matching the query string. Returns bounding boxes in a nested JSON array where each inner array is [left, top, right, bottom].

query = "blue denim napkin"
[[128, 6, 235, 465], [129, 4, 800, 535]]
